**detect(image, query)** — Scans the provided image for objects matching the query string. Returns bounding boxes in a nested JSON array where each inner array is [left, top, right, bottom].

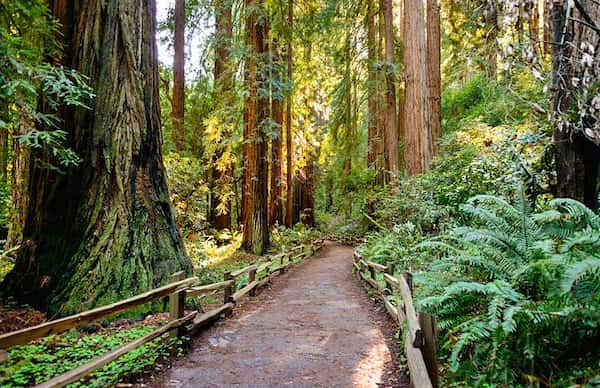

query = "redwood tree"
[[1, 0, 191, 313], [210, 0, 234, 230], [269, 41, 284, 227], [242, 0, 269, 254], [172, 0, 186, 151]]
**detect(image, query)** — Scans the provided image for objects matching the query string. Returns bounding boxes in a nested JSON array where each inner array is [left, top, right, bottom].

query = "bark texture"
[[242, 0, 269, 254], [383, 0, 399, 181], [427, 0, 442, 152], [402, 0, 432, 176], [285, 0, 294, 227], [2, 0, 191, 313], [172, 0, 186, 152], [552, 0, 600, 210], [269, 41, 284, 227]]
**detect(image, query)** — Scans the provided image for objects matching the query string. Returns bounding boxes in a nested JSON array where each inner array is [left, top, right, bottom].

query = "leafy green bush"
[[1, 326, 185, 387], [416, 191, 600, 386]]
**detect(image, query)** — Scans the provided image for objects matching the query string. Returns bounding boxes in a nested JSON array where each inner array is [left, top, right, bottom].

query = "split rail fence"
[[353, 251, 439, 388], [0, 240, 323, 388]]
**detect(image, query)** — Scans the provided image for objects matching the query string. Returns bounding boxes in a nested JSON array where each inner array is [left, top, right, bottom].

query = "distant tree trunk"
[[367, 0, 379, 181], [285, 0, 294, 227], [297, 160, 315, 227], [210, 0, 233, 230], [242, 0, 269, 254], [543, 0, 553, 54], [269, 41, 284, 227], [484, 1, 498, 78], [427, 0, 442, 152], [551, 0, 600, 210], [377, 0, 388, 180], [172, 0, 185, 152], [1, 0, 191, 313], [383, 0, 399, 182], [402, 0, 432, 176]]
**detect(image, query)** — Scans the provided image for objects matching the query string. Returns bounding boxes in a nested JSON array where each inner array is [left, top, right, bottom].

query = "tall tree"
[[210, 0, 234, 230], [383, 0, 399, 181], [285, 0, 294, 227], [551, 0, 600, 210], [172, 0, 186, 152], [366, 0, 384, 185], [402, 0, 433, 175], [269, 40, 284, 227], [2, 0, 191, 312], [427, 0, 442, 152], [242, 0, 269, 253]]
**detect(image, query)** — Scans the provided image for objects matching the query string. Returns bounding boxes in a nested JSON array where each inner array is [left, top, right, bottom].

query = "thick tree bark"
[[383, 0, 399, 181], [269, 42, 284, 227], [172, 0, 186, 152], [242, 0, 269, 254], [210, 0, 233, 230], [551, 0, 600, 210], [402, 0, 432, 176], [427, 0, 442, 152], [1, 0, 191, 313], [285, 0, 294, 228]]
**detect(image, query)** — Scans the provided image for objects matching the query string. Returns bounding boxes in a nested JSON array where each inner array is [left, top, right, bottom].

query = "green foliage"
[[415, 191, 600, 386], [0, 325, 185, 387]]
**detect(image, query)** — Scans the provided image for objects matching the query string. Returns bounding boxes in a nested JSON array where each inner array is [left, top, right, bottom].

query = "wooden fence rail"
[[353, 251, 438, 388], [0, 239, 324, 388]]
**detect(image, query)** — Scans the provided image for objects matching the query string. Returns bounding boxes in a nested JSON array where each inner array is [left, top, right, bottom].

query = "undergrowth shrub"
[[415, 191, 600, 386]]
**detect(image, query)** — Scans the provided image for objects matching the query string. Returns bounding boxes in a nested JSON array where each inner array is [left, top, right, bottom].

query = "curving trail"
[[154, 242, 408, 387]]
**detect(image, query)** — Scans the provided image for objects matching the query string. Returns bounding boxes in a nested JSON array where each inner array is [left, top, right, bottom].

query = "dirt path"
[[154, 242, 408, 387]]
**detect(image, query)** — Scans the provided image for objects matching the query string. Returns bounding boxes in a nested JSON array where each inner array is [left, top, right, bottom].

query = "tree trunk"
[[543, 0, 553, 54], [172, 0, 186, 152], [402, 0, 432, 176], [383, 0, 399, 181], [367, 0, 378, 179], [285, 0, 294, 228], [210, 0, 233, 230], [551, 0, 600, 210], [242, 0, 269, 254], [269, 42, 284, 227], [1, 0, 191, 313], [427, 0, 442, 153]]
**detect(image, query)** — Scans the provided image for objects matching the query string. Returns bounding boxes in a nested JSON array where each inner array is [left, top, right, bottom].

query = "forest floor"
[[149, 242, 408, 387]]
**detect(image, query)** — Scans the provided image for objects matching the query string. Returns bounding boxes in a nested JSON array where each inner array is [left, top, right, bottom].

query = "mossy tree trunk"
[[1, 0, 191, 314]]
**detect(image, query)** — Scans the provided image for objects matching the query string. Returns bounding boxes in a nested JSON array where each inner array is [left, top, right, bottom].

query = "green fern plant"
[[416, 190, 600, 386]]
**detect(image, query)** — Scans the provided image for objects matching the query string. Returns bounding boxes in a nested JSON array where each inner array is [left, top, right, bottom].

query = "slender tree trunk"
[[402, 0, 432, 176], [269, 42, 284, 227], [242, 0, 269, 254], [285, 0, 294, 227], [543, 0, 553, 54], [427, 0, 442, 153], [552, 0, 600, 210], [172, 0, 186, 152], [377, 0, 388, 179], [383, 0, 399, 181], [1, 0, 191, 313], [211, 0, 233, 230], [367, 0, 384, 185]]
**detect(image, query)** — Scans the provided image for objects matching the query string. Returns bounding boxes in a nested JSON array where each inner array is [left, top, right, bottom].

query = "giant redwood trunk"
[[172, 0, 186, 152], [1, 0, 191, 313], [551, 0, 600, 210], [242, 0, 269, 254], [427, 0, 442, 152], [285, 0, 294, 228], [210, 0, 234, 230], [269, 41, 284, 227], [402, 0, 432, 176], [383, 0, 399, 181]]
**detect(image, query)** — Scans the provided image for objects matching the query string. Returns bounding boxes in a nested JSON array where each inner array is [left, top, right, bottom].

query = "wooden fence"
[[0, 240, 323, 388], [353, 251, 438, 388]]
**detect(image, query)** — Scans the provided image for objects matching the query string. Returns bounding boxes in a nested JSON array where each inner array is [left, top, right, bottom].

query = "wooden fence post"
[[249, 267, 257, 296], [369, 266, 376, 281], [169, 272, 185, 338], [419, 313, 439, 388], [223, 271, 233, 304], [280, 254, 286, 273], [385, 262, 395, 296]]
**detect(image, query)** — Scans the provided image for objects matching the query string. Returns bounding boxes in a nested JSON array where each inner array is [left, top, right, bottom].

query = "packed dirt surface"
[[155, 242, 408, 387]]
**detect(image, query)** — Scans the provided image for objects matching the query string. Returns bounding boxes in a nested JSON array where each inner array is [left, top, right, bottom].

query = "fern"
[[414, 193, 600, 386]]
